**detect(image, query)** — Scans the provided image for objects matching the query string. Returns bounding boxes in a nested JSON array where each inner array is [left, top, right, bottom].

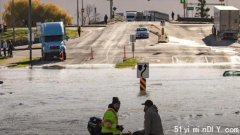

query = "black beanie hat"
[[141, 100, 153, 107], [112, 97, 120, 104]]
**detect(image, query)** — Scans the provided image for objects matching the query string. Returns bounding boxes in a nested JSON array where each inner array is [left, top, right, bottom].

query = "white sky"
[[1, 0, 240, 24]]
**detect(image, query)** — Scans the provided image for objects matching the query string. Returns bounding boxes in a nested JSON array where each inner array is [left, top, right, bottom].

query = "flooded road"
[[1, 66, 240, 135]]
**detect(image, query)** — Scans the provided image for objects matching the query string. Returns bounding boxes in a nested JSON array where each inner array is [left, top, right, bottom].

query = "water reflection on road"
[[0, 66, 240, 135]]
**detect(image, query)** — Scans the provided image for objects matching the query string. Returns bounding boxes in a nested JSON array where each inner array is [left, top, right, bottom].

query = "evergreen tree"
[[195, 0, 210, 18]]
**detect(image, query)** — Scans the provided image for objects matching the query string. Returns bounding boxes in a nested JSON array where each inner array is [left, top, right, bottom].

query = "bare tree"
[[86, 4, 94, 24], [89, 13, 101, 24]]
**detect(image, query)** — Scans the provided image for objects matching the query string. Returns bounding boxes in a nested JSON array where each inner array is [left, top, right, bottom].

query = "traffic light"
[[180, 0, 185, 3]]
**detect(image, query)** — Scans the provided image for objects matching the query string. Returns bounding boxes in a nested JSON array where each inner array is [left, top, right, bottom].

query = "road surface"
[[1, 22, 240, 67], [1, 67, 240, 135], [65, 22, 240, 65]]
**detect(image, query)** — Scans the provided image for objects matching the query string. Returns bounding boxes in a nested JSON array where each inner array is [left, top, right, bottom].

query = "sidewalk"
[[0, 29, 88, 68]]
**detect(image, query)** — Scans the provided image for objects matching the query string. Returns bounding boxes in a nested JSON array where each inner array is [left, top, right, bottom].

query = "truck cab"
[[126, 11, 137, 22], [40, 22, 66, 60]]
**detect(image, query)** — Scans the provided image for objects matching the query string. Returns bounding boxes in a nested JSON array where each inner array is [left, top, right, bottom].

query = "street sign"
[[36, 22, 41, 36], [180, 0, 185, 3], [130, 34, 136, 42], [160, 20, 165, 26], [137, 63, 149, 78], [132, 43, 135, 52], [187, 7, 194, 10], [130, 34, 136, 58]]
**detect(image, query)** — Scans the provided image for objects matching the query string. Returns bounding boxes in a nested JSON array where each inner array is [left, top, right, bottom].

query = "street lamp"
[[77, 0, 79, 27], [28, 0, 32, 67], [107, 0, 113, 19], [81, 0, 84, 26]]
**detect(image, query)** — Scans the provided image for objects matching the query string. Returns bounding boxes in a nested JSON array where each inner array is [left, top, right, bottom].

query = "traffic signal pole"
[[180, 0, 186, 17], [184, 0, 186, 17]]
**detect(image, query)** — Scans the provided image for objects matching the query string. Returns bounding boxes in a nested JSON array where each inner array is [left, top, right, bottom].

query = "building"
[[147, 10, 169, 21], [126, 10, 169, 22]]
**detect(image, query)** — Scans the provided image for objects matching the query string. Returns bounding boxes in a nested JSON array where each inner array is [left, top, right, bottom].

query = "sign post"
[[130, 34, 136, 58], [187, 7, 194, 17], [137, 63, 149, 95]]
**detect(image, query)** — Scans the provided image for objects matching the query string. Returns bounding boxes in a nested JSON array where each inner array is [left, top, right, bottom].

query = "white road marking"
[[204, 56, 208, 63]]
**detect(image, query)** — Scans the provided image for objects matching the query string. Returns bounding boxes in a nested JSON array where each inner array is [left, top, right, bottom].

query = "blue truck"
[[40, 22, 67, 60]]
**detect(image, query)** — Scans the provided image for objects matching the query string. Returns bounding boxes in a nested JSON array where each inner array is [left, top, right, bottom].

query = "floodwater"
[[1, 66, 240, 135]]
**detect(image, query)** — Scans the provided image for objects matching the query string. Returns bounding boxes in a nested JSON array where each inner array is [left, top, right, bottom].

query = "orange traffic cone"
[[90, 47, 94, 60], [60, 51, 64, 61]]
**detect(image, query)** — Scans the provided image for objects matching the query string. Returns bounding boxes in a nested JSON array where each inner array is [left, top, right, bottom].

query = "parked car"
[[136, 27, 149, 39]]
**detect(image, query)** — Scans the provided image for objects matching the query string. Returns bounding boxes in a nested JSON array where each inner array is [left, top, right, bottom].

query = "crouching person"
[[133, 100, 164, 135], [101, 97, 124, 135]]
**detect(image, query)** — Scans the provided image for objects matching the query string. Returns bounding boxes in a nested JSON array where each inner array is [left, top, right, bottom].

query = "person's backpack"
[[87, 117, 102, 135]]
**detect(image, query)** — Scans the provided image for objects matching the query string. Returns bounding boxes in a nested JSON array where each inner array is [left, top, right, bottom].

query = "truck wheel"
[[63, 51, 66, 60], [41, 49, 44, 60], [44, 53, 48, 61], [212, 26, 216, 36]]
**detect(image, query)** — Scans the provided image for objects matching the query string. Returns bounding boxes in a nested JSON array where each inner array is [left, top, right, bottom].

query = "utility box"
[[213, 6, 240, 40]]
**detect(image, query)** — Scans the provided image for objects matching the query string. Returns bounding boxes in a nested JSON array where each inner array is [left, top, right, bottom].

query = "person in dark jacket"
[[133, 100, 164, 135], [104, 14, 108, 24], [77, 26, 81, 37], [7, 40, 14, 57], [171, 11, 175, 21], [2, 40, 7, 57]]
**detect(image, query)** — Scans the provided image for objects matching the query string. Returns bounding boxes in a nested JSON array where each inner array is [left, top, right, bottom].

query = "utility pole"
[[81, 0, 84, 26], [110, 0, 113, 19], [28, 0, 32, 67], [94, 7, 96, 23], [77, 0, 79, 27], [12, 0, 15, 42]]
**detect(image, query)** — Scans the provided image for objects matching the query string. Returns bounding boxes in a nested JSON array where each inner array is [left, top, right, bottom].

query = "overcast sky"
[[1, 0, 240, 24]]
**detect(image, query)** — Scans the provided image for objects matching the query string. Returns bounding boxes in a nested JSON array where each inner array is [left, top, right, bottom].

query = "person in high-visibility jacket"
[[101, 97, 124, 135]]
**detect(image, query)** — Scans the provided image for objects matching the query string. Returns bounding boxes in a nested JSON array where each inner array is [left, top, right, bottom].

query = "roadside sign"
[[28, 30, 34, 41], [187, 7, 194, 10], [160, 20, 165, 26], [137, 63, 149, 78], [130, 34, 136, 42], [36, 22, 41, 36], [130, 34, 136, 58]]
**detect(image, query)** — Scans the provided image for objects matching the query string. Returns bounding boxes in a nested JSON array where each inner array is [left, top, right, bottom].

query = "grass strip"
[[115, 58, 138, 68], [7, 57, 41, 68]]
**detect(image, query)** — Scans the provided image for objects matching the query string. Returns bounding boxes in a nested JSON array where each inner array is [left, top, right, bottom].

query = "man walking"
[[8, 40, 14, 57], [101, 97, 124, 135], [104, 14, 108, 25], [2, 40, 8, 57], [77, 26, 81, 37], [133, 100, 164, 135], [171, 11, 175, 21]]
